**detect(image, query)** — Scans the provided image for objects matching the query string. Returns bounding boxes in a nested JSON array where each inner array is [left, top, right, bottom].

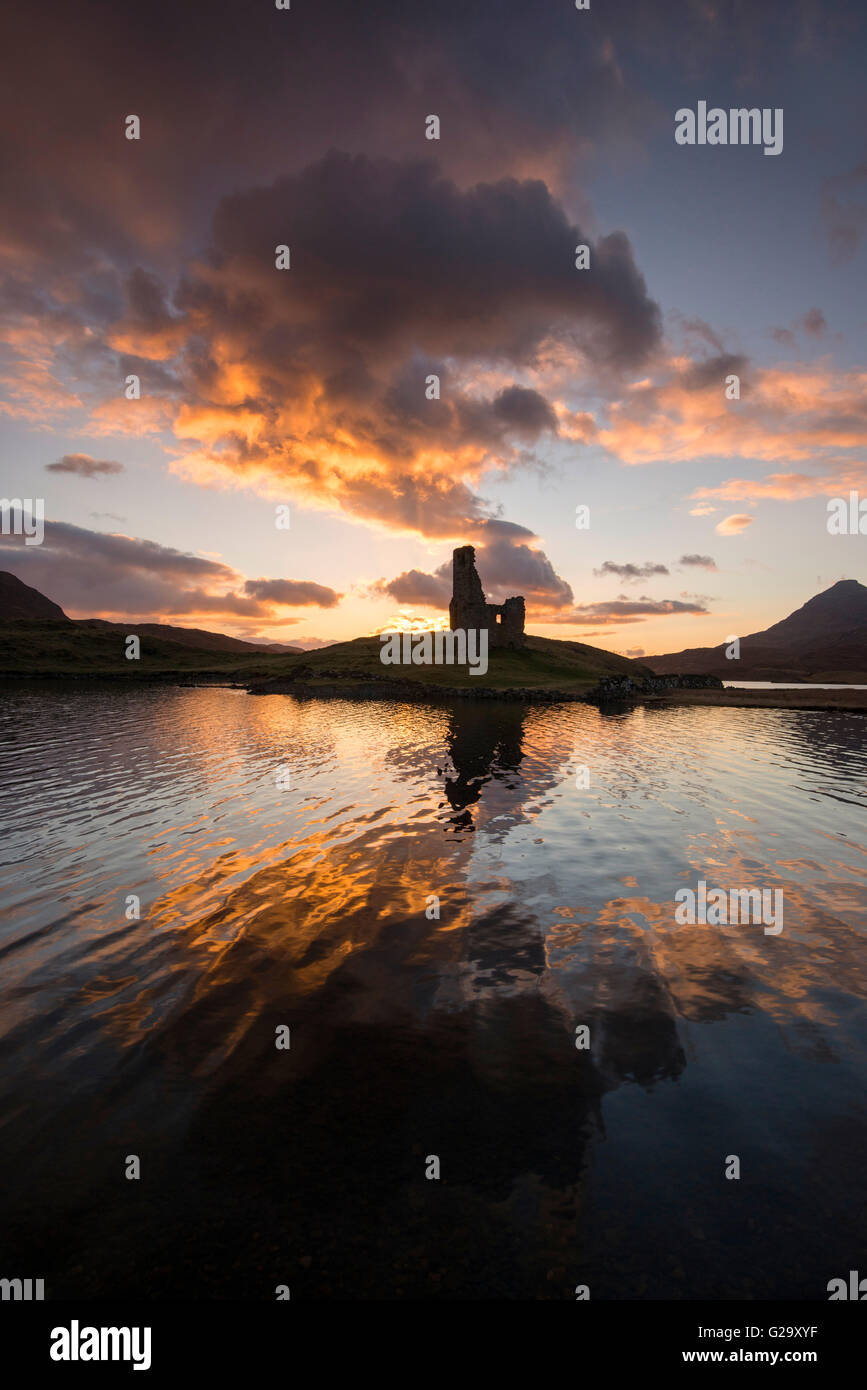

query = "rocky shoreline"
[[245, 668, 867, 711], [583, 673, 724, 701], [640, 686, 867, 712]]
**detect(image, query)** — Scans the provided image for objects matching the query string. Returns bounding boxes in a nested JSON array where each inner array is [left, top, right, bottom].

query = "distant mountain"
[[0, 571, 301, 654], [0, 570, 69, 621], [648, 580, 867, 682], [79, 619, 301, 656]]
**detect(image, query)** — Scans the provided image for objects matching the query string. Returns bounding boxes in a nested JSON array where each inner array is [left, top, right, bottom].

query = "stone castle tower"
[[449, 545, 525, 649]]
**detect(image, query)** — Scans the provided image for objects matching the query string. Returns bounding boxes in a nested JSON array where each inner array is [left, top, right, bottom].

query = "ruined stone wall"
[[449, 545, 488, 631], [449, 545, 525, 649], [496, 595, 525, 649]]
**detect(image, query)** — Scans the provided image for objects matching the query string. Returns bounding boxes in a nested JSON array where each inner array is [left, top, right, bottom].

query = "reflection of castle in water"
[[436, 700, 688, 1084], [441, 701, 527, 828]]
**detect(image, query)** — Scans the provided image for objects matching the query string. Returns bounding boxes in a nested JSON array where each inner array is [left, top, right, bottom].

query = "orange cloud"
[[598, 359, 867, 465], [715, 514, 754, 535], [83, 153, 658, 557], [693, 464, 867, 502]]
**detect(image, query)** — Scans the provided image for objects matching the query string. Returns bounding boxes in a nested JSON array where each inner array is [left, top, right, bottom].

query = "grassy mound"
[[256, 633, 651, 691]]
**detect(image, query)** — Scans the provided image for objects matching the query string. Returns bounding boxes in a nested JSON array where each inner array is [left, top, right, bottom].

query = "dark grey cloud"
[[454, 538, 574, 609], [46, 453, 124, 478], [581, 598, 708, 618], [470, 518, 537, 543], [678, 554, 717, 570], [374, 534, 574, 614], [203, 152, 661, 371], [243, 578, 342, 608], [0, 0, 835, 274], [675, 316, 726, 355], [679, 590, 717, 605], [0, 0, 671, 277], [546, 597, 709, 627], [771, 308, 827, 349], [801, 307, 827, 338], [371, 570, 452, 609], [0, 520, 234, 581], [0, 521, 340, 623], [491, 386, 559, 440], [681, 354, 748, 392], [0, 521, 236, 618], [125, 268, 174, 328], [594, 561, 670, 581]]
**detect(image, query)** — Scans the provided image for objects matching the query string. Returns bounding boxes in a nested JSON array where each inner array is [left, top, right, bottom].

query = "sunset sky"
[[1, 0, 865, 654]]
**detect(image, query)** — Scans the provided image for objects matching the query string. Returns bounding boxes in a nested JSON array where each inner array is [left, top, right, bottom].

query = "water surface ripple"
[[0, 685, 865, 1299]]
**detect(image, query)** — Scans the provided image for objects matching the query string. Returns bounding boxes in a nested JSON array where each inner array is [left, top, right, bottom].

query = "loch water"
[[0, 683, 865, 1299]]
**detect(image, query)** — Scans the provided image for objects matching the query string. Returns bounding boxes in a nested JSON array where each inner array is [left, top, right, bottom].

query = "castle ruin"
[[449, 545, 525, 650]]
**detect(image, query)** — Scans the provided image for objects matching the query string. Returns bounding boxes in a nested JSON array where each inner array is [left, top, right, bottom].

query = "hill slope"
[[78, 618, 300, 655], [0, 619, 297, 678], [251, 632, 653, 693], [648, 579, 867, 682], [0, 571, 69, 621]]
